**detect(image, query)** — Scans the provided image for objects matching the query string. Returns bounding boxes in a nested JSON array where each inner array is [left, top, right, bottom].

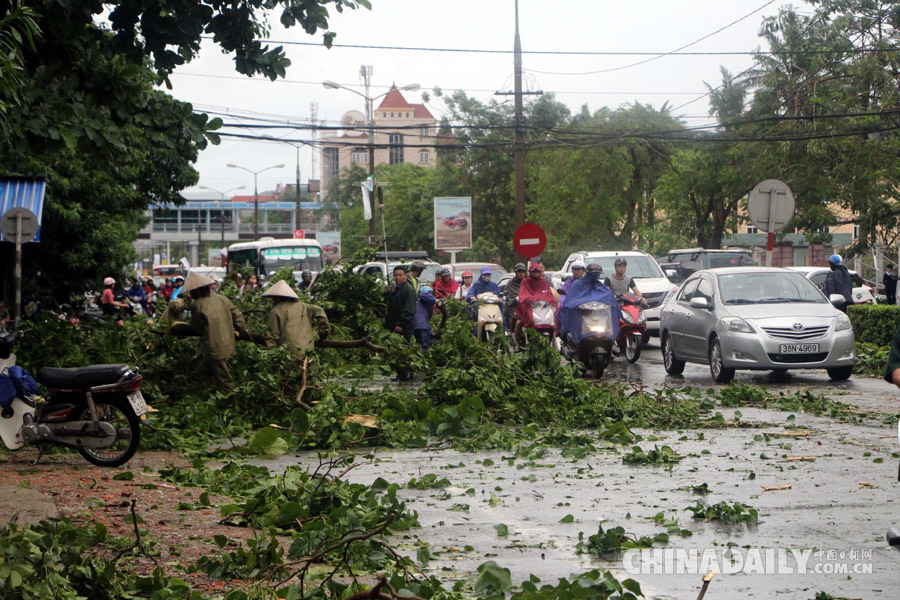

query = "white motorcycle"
[[474, 292, 504, 342]]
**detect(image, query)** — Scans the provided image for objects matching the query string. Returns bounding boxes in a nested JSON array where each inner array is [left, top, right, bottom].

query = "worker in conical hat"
[[188, 270, 246, 392], [263, 279, 329, 359]]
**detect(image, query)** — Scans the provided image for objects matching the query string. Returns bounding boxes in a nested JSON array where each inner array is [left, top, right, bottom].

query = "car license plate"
[[127, 391, 148, 416], [779, 343, 819, 354]]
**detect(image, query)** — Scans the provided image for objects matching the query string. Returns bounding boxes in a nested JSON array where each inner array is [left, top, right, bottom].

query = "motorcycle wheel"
[[625, 334, 642, 363], [591, 358, 606, 379], [76, 401, 141, 467]]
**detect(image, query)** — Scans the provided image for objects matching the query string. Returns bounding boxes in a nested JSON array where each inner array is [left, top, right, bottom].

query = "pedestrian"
[[885, 263, 897, 306], [414, 284, 437, 351], [239, 274, 260, 296], [186, 271, 247, 393], [408, 260, 426, 293], [433, 267, 458, 300], [262, 280, 329, 359], [384, 265, 417, 381], [454, 271, 474, 300], [823, 254, 854, 313], [99, 277, 129, 326], [158, 297, 186, 324]]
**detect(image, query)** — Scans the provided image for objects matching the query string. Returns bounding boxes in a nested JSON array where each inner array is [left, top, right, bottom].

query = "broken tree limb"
[[156, 324, 385, 352], [315, 338, 387, 352], [296, 357, 311, 410], [784, 456, 817, 462], [761, 484, 792, 491]]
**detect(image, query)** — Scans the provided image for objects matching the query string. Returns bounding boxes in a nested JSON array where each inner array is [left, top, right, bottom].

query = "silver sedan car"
[[660, 267, 856, 383]]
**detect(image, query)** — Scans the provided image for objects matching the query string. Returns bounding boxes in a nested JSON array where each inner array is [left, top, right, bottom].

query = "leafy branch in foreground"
[[686, 500, 759, 525]]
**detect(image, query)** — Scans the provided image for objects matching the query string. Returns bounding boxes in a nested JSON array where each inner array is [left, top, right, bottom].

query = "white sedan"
[[785, 266, 875, 305], [660, 268, 856, 383]]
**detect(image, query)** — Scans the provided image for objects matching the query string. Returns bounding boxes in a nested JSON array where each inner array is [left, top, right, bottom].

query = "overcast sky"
[[168, 0, 809, 197]]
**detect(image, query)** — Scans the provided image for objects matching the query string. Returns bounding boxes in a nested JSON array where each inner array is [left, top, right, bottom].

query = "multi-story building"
[[320, 85, 440, 198]]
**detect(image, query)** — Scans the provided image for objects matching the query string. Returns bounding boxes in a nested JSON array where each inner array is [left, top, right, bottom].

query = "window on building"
[[389, 133, 404, 165], [419, 150, 430, 164], [153, 208, 177, 232], [420, 125, 429, 137], [390, 112, 394, 118], [747, 225, 758, 234], [324, 147, 340, 178], [406, 112, 410, 118], [351, 150, 368, 164]]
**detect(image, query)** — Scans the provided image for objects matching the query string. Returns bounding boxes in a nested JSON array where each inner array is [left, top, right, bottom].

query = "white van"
[[557, 250, 678, 337]]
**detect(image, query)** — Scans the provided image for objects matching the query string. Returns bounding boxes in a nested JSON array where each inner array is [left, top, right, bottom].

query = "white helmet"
[[571, 260, 586, 270], [103, 277, 115, 286]]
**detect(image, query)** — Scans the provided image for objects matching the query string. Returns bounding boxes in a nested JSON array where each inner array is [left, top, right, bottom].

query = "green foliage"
[[714, 382, 878, 421], [576, 524, 668, 557], [511, 570, 643, 600], [854, 342, 889, 377], [406, 474, 451, 489], [621, 445, 682, 465], [194, 533, 287, 580], [473, 561, 512, 597], [847, 304, 900, 347], [686, 500, 758, 525], [648, 512, 693, 537]]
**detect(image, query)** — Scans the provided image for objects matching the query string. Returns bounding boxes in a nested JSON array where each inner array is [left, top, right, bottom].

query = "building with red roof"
[[320, 85, 440, 198]]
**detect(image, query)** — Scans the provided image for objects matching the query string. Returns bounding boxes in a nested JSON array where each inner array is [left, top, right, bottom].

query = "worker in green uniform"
[[185, 271, 247, 392], [262, 280, 330, 359]]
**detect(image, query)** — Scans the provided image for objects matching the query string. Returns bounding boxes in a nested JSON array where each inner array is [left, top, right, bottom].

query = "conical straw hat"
[[261, 279, 299, 300], [182, 271, 216, 293]]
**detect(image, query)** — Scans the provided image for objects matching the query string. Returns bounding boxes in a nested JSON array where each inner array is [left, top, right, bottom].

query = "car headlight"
[[835, 313, 852, 331], [720, 317, 755, 333], [637, 311, 646, 325], [621, 311, 635, 325]]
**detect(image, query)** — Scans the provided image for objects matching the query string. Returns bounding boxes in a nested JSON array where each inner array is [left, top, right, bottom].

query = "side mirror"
[[829, 293, 847, 306], [689, 297, 709, 309], [558, 288, 567, 295], [562, 273, 572, 282], [665, 269, 680, 283]]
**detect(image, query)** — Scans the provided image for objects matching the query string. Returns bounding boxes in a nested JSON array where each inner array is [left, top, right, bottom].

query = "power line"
[[525, 0, 778, 76]]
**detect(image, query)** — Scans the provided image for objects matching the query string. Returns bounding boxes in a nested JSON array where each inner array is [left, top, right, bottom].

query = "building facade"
[[320, 85, 440, 198]]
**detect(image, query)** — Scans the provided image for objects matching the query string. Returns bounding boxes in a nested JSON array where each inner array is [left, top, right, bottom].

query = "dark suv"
[[658, 248, 756, 282]]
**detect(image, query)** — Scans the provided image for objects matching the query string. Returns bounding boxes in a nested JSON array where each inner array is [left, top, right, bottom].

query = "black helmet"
[[586, 263, 603, 275], [514, 263, 526, 272], [301, 270, 312, 277], [614, 257, 627, 266], [437, 267, 451, 277]]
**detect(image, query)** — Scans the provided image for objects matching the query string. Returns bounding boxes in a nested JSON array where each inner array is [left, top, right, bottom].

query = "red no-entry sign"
[[513, 223, 547, 259]]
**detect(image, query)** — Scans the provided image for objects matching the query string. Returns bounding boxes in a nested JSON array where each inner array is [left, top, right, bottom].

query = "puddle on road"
[[253, 406, 899, 599]]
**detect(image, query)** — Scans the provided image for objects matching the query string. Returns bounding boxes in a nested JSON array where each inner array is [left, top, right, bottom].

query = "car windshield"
[[573, 256, 664, 279], [718, 272, 826, 304]]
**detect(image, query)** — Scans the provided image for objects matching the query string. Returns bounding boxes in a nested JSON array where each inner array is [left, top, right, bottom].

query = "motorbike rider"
[[556, 263, 622, 354], [604, 257, 644, 303], [433, 267, 459, 300], [126, 278, 148, 315], [513, 262, 559, 349], [262, 280, 329, 359], [454, 271, 474, 300], [170, 275, 186, 301], [504, 263, 527, 329], [466, 266, 501, 301], [560, 260, 586, 297], [823, 254, 854, 312], [298, 270, 313, 292], [100, 277, 129, 325]]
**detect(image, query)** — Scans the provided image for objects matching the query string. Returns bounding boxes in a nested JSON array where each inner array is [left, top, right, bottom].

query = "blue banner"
[[0, 178, 47, 242]]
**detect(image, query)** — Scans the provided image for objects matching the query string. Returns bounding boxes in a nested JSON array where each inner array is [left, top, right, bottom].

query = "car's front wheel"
[[709, 337, 735, 384], [826, 366, 853, 381], [662, 333, 685, 375]]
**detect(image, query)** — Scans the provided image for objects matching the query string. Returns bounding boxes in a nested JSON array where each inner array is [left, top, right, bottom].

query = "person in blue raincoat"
[[414, 285, 437, 351], [466, 266, 501, 301], [556, 264, 622, 345]]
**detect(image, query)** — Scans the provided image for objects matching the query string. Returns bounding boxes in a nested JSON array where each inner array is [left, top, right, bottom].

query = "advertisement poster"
[[317, 231, 342, 265], [433, 197, 472, 250]]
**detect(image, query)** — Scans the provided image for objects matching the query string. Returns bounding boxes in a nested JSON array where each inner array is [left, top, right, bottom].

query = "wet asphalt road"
[[254, 338, 900, 599]]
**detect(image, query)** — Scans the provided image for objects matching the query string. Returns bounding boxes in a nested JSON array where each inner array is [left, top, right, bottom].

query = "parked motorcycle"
[[474, 292, 504, 342], [0, 330, 148, 467], [616, 293, 647, 363], [560, 301, 616, 378]]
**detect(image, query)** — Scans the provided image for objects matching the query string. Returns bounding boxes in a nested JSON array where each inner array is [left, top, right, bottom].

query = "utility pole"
[[295, 145, 302, 235], [495, 0, 542, 227]]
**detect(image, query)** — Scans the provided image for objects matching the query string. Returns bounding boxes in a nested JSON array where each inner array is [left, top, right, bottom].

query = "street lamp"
[[226, 163, 284, 238], [323, 71, 420, 242], [199, 185, 245, 244]]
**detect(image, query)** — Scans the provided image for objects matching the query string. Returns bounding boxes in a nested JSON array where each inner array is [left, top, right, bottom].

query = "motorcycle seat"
[[37, 364, 131, 389]]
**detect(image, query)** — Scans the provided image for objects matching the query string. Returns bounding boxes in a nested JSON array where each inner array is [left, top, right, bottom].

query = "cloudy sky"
[[168, 0, 809, 197]]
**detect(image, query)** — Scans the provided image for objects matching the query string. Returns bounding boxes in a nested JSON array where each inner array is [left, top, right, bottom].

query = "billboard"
[[318, 231, 342, 265], [434, 197, 472, 250]]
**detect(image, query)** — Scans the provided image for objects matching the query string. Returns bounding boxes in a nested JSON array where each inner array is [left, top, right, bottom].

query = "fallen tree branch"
[[296, 357, 311, 409], [315, 338, 387, 352]]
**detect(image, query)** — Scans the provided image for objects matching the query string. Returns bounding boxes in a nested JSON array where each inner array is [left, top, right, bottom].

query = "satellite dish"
[[341, 110, 366, 128]]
